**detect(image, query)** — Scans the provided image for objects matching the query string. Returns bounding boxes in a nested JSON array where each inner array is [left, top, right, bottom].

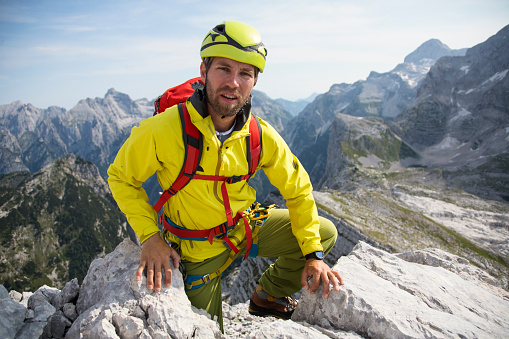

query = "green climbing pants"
[[182, 208, 338, 332]]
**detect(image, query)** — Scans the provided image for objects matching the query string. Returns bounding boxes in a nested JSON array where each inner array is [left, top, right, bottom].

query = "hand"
[[300, 259, 344, 299], [135, 233, 181, 292]]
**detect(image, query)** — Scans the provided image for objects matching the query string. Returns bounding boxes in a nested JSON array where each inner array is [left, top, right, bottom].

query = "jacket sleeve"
[[107, 118, 164, 243], [258, 119, 323, 256]]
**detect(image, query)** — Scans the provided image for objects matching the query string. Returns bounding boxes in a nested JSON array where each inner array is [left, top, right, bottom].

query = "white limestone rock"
[[66, 238, 222, 339], [222, 301, 361, 338], [293, 241, 509, 338]]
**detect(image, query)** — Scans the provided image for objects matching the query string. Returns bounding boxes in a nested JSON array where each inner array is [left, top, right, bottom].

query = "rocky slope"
[[0, 154, 128, 291], [250, 89, 294, 133], [283, 39, 466, 184], [2, 239, 508, 338], [393, 25, 509, 202], [313, 107, 508, 287]]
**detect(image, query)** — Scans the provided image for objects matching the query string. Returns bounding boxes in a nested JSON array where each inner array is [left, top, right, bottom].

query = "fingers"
[[303, 260, 345, 299], [170, 248, 181, 269], [333, 270, 345, 286], [135, 261, 146, 282], [136, 235, 181, 292], [153, 262, 163, 292], [146, 264, 155, 290], [141, 260, 168, 292], [321, 271, 331, 299], [300, 268, 310, 290], [310, 271, 321, 294]]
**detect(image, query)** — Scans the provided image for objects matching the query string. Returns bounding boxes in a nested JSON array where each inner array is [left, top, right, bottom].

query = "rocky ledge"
[[1, 239, 508, 338]]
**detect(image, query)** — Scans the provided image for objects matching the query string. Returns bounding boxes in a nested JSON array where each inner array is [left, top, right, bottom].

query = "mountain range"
[[0, 24, 508, 299]]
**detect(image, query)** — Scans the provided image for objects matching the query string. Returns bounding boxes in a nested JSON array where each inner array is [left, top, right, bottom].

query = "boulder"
[[293, 241, 509, 338], [66, 238, 222, 339]]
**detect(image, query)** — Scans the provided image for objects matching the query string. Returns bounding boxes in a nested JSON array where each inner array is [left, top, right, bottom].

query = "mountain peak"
[[404, 39, 466, 64], [105, 88, 118, 96]]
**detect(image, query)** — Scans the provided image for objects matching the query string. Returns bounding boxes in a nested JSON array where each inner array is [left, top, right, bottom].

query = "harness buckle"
[[226, 175, 243, 184], [201, 274, 211, 284]]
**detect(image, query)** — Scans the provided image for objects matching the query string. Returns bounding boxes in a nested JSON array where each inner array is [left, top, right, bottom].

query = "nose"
[[225, 71, 240, 88]]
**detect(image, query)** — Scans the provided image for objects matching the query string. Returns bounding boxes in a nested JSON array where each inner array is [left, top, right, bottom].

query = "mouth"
[[221, 94, 238, 104]]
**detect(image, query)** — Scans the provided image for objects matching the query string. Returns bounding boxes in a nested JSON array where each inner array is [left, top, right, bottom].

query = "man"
[[107, 21, 343, 332]]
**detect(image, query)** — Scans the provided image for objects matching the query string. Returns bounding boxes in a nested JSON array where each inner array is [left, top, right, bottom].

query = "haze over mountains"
[[0, 24, 508, 338]]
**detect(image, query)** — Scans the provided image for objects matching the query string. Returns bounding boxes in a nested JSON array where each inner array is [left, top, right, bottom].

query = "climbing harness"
[[177, 203, 277, 290]]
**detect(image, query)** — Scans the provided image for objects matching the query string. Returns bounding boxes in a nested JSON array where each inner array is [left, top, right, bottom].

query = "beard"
[[205, 77, 248, 118]]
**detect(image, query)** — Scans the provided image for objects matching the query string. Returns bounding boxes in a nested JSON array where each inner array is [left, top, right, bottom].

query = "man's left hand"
[[300, 259, 344, 298]]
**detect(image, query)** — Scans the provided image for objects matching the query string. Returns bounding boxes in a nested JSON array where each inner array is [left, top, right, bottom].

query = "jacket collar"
[[189, 87, 252, 132]]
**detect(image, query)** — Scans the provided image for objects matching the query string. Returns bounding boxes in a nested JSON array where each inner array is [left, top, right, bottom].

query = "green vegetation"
[[0, 161, 128, 292]]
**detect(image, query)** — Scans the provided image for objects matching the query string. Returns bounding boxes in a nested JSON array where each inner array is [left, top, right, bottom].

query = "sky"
[[0, 0, 508, 110]]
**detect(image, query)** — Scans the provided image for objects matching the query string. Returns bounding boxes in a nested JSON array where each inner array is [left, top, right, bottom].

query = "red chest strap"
[[153, 107, 261, 215], [152, 103, 201, 212]]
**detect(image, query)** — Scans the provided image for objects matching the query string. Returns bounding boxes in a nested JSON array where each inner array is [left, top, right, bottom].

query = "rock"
[[45, 310, 72, 338], [0, 285, 27, 339], [293, 241, 509, 338], [27, 286, 58, 322], [20, 292, 33, 308], [66, 238, 222, 339], [15, 322, 47, 339], [396, 248, 509, 300], [0, 285, 8, 299], [77, 308, 119, 338], [222, 302, 361, 338], [112, 312, 145, 339], [51, 278, 80, 310], [63, 302, 78, 321], [9, 290, 22, 302]]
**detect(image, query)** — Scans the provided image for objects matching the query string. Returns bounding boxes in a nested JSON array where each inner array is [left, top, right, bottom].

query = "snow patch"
[[395, 71, 421, 88], [435, 136, 462, 150], [457, 88, 476, 95], [460, 65, 470, 74], [482, 69, 509, 86], [420, 58, 436, 67], [450, 108, 471, 122]]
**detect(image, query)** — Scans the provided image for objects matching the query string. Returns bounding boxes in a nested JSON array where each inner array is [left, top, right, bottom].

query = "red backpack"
[[151, 78, 262, 258]]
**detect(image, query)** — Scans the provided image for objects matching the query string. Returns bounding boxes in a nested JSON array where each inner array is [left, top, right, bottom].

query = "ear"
[[200, 62, 207, 83]]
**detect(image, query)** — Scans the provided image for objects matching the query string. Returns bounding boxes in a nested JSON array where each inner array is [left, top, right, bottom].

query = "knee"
[[318, 216, 337, 246]]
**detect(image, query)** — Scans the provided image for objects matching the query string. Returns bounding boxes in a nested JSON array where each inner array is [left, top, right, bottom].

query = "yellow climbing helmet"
[[200, 21, 267, 73]]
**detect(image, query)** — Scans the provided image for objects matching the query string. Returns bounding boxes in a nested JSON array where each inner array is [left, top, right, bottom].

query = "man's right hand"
[[135, 233, 181, 292]]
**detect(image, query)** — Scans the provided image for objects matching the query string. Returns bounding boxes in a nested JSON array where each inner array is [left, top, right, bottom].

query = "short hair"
[[203, 57, 259, 78]]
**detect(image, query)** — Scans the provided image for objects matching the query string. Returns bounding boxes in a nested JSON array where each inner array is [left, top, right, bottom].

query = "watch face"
[[306, 251, 324, 260]]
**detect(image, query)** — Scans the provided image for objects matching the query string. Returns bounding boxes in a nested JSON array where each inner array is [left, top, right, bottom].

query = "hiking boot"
[[248, 285, 298, 319]]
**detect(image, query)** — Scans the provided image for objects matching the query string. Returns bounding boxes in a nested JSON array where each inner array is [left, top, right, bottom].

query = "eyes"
[[216, 66, 255, 80]]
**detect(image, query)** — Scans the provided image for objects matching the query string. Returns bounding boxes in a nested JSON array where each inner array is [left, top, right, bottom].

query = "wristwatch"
[[305, 251, 324, 260]]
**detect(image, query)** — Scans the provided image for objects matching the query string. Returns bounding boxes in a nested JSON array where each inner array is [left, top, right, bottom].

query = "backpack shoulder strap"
[[246, 114, 262, 176], [152, 103, 203, 212]]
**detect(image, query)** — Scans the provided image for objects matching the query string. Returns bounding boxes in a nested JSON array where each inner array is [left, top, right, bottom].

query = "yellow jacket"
[[107, 90, 322, 262]]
